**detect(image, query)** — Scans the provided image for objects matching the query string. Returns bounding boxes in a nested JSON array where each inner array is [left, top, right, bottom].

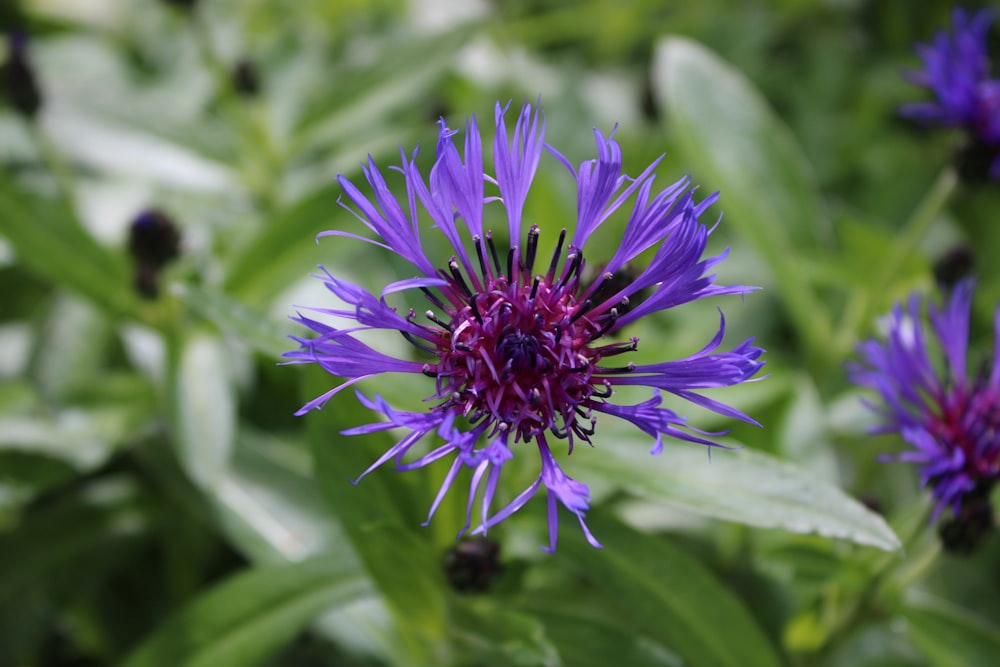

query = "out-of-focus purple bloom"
[[900, 8, 1000, 179], [286, 102, 765, 551], [849, 279, 1000, 523]]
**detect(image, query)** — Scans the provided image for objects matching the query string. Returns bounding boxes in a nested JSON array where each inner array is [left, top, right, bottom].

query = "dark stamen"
[[419, 286, 446, 310], [546, 228, 567, 281], [557, 251, 582, 289], [421, 364, 438, 377], [487, 231, 502, 276], [591, 383, 613, 398], [402, 331, 437, 354], [472, 235, 490, 280], [448, 259, 473, 297], [469, 296, 484, 325], [593, 338, 639, 356], [528, 388, 542, 407], [506, 248, 515, 281], [569, 299, 594, 324], [425, 310, 452, 330], [529, 276, 541, 299], [592, 308, 620, 339], [600, 361, 637, 373], [524, 226, 540, 276]]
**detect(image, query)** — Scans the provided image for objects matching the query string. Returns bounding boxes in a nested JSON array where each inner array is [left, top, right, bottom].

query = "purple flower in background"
[[900, 8, 1000, 179], [286, 102, 764, 551], [849, 279, 1000, 523]]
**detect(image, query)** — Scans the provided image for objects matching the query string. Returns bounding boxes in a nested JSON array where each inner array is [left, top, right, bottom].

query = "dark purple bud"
[[443, 538, 503, 593], [128, 209, 181, 299], [1, 29, 41, 118], [933, 244, 975, 288], [954, 139, 999, 185], [232, 59, 260, 98], [938, 482, 995, 555]]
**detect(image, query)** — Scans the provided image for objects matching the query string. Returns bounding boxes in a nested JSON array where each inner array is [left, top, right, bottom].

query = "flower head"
[[286, 102, 765, 551], [849, 279, 1000, 525], [899, 8, 1000, 180]]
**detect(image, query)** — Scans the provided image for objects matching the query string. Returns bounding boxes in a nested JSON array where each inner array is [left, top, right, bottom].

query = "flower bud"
[[1, 30, 41, 118], [128, 209, 181, 299]]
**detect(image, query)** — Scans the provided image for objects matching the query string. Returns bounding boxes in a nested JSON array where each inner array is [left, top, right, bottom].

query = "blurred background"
[[2, 0, 999, 666]]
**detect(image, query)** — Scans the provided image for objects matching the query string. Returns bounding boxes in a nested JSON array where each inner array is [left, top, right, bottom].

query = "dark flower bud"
[[232, 59, 260, 98], [1, 30, 41, 118], [932, 244, 975, 288], [954, 139, 999, 185], [128, 209, 181, 299], [858, 494, 883, 515], [443, 538, 503, 593], [938, 482, 995, 555]]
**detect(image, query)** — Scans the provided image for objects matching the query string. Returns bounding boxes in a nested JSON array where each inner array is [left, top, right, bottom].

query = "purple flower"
[[849, 279, 1000, 522], [286, 102, 765, 551], [899, 8, 1000, 179]]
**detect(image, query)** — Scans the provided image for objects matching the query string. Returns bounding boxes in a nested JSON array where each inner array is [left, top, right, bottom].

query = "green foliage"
[[1, 0, 998, 665]]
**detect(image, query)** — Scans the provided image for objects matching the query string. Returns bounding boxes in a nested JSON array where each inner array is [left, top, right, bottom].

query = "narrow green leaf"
[[223, 187, 341, 302], [0, 176, 135, 317], [902, 593, 1000, 667], [0, 477, 146, 605], [117, 557, 371, 667], [561, 515, 783, 667], [451, 599, 563, 667], [0, 405, 145, 471], [517, 598, 682, 667], [652, 37, 831, 359], [209, 428, 354, 565], [173, 333, 236, 489], [575, 425, 900, 551], [293, 27, 472, 152], [175, 284, 288, 359]]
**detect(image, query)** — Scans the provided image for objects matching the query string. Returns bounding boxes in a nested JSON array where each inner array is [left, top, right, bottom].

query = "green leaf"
[[902, 592, 1000, 667], [575, 425, 901, 551], [451, 599, 563, 667], [652, 37, 831, 360], [0, 476, 146, 605], [173, 333, 237, 489], [560, 515, 782, 667], [117, 557, 371, 667], [0, 175, 135, 317], [223, 187, 340, 303], [292, 27, 472, 152], [0, 404, 146, 471], [209, 428, 354, 565], [175, 284, 288, 359], [517, 598, 682, 667]]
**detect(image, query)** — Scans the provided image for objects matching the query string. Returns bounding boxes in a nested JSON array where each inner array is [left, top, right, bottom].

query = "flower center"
[[498, 331, 543, 374], [412, 227, 637, 445]]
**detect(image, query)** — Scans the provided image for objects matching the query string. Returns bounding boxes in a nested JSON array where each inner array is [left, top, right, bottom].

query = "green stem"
[[811, 503, 938, 665], [836, 167, 958, 354], [30, 123, 77, 207], [188, 11, 282, 214]]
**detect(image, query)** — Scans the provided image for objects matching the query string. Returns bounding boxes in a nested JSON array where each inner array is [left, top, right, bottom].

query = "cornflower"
[[286, 102, 764, 551]]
